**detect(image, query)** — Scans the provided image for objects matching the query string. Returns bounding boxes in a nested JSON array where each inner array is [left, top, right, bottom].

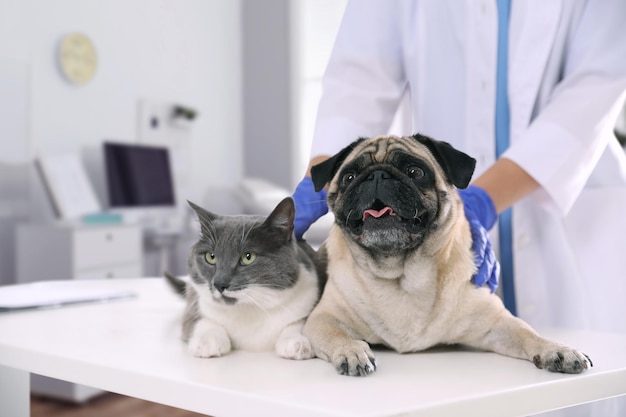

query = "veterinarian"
[[293, 1, 626, 416]]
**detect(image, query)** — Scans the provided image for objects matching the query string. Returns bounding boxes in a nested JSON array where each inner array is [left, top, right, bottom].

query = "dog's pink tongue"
[[363, 206, 395, 220]]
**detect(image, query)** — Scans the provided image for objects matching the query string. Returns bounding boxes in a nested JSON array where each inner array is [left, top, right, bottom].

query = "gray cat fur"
[[165, 197, 326, 343]]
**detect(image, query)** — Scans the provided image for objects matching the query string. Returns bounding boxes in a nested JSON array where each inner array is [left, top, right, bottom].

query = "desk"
[[16, 223, 143, 282], [0, 279, 625, 417], [15, 223, 144, 401]]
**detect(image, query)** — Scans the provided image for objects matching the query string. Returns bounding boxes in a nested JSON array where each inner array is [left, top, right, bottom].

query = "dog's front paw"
[[276, 334, 315, 360], [188, 332, 232, 358], [533, 346, 592, 374], [330, 340, 377, 376]]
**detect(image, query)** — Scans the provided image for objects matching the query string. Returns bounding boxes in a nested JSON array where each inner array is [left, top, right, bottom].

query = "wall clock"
[[58, 33, 98, 85]]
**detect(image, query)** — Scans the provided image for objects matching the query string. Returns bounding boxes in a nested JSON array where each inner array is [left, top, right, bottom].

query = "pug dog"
[[302, 133, 592, 376]]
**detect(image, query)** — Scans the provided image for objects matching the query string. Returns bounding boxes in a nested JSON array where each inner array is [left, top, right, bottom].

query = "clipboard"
[[35, 153, 101, 220]]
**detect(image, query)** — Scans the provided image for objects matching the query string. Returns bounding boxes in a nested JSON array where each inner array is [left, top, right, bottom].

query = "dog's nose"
[[367, 170, 392, 182]]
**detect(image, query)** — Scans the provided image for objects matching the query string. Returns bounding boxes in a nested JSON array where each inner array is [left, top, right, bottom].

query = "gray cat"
[[165, 197, 326, 360]]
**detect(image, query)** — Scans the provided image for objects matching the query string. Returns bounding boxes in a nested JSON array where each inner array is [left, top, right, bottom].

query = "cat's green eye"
[[240, 252, 257, 266], [204, 252, 217, 265]]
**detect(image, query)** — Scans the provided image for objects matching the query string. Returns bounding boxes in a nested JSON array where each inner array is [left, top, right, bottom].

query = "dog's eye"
[[342, 172, 356, 186], [407, 166, 424, 179]]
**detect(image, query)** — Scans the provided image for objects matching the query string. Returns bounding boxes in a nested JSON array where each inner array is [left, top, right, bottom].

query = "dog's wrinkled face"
[[311, 134, 476, 254], [329, 145, 439, 252]]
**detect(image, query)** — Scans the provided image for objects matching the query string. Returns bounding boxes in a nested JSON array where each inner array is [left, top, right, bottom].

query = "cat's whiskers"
[[237, 285, 296, 315], [194, 212, 218, 241], [302, 199, 327, 205], [235, 291, 272, 315], [240, 223, 255, 246], [239, 224, 246, 245]]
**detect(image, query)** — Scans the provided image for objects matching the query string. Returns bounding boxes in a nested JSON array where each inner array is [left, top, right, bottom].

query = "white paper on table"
[[0, 281, 135, 312]]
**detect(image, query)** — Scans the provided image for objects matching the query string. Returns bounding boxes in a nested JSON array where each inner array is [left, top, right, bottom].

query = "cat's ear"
[[264, 197, 295, 238], [187, 200, 218, 238]]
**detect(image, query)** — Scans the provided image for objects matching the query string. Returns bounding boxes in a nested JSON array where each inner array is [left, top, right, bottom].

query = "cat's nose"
[[213, 280, 228, 293]]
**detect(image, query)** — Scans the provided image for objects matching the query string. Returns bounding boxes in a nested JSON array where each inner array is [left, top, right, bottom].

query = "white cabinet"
[[15, 223, 143, 402], [16, 223, 142, 283]]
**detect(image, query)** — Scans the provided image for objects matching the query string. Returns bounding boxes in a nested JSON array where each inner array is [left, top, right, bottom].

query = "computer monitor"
[[103, 141, 176, 208]]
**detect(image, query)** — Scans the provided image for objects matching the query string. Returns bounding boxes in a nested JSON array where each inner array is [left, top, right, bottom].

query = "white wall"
[[240, 0, 346, 188], [0, 0, 243, 284], [1, 0, 242, 192], [241, 0, 294, 190]]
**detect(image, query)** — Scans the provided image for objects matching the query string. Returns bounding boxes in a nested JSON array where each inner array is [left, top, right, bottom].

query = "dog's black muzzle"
[[339, 168, 430, 236]]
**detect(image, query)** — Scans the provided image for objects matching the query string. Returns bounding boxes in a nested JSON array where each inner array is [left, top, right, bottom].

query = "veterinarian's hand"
[[458, 185, 499, 293], [293, 177, 328, 240]]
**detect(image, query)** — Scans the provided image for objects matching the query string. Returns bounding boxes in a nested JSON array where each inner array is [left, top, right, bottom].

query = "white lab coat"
[[310, 1, 626, 415]]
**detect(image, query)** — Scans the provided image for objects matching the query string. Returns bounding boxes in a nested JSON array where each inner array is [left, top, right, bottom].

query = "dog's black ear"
[[310, 138, 364, 192], [411, 133, 476, 189]]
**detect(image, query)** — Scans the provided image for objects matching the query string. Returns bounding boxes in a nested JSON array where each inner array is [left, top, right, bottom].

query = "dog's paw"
[[330, 340, 377, 377], [188, 332, 232, 358], [533, 346, 592, 374], [276, 334, 315, 360]]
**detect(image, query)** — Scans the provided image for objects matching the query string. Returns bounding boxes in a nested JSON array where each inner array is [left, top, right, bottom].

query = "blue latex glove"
[[458, 185, 500, 293], [293, 177, 328, 240]]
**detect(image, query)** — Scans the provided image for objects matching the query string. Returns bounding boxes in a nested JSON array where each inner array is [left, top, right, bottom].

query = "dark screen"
[[104, 142, 176, 207]]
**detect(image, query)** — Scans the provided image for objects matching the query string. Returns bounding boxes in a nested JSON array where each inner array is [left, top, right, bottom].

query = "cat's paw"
[[276, 334, 315, 360], [330, 340, 377, 376], [188, 333, 232, 358], [532, 345, 592, 374]]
